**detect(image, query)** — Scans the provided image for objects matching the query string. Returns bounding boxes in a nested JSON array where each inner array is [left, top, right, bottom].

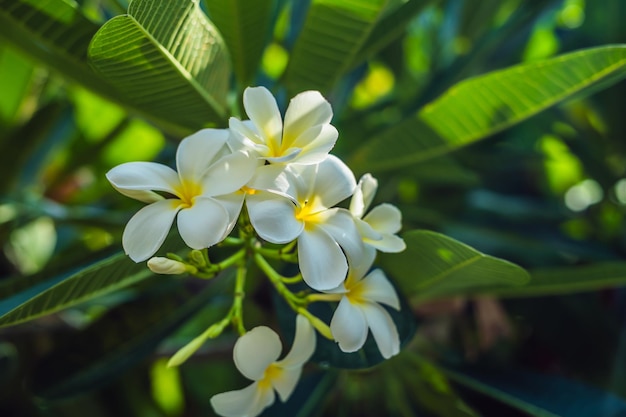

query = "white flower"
[[246, 156, 365, 291], [210, 315, 316, 417], [350, 174, 406, 253], [229, 86, 338, 165], [329, 258, 401, 359], [106, 129, 256, 262]]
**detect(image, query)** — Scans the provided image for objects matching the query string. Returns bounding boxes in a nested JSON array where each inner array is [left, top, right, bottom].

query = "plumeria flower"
[[106, 129, 256, 262], [350, 173, 406, 253], [329, 254, 401, 359], [246, 155, 365, 291], [210, 315, 316, 417], [229, 86, 338, 165]]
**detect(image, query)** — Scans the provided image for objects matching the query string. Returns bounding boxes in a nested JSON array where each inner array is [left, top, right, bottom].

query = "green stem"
[[307, 293, 343, 303], [231, 260, 247, 336], [253, 252, 305, 310]]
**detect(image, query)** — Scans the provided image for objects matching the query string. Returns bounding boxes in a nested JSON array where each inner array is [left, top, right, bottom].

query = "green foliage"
[[88, 0, 231, 133], [350, 45, 626, 173], [2, 0, 626, 416], [381, 230, 529, 302]]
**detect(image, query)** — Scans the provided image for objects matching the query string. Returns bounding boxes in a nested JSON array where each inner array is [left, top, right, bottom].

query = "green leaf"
[[285, 0, 389, 94], [489, 262, 626, 298], [442, 365, 626, 417], [380, 230, 529, 302], [88, 0, 231, 133], [350, 45, 626, 173], [349, 0, 438, 68], [0, 47, 35, 127], [0, 0, 115, 99], [29, 278, 231, 401], [0, 237, 184, 328], [205, 0, 273, 86]]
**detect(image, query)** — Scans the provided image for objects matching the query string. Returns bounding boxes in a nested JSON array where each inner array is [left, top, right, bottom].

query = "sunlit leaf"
[[88, 0, 231, 133], [285, 0, 388, 94], [490, 262, 626, 298], [350, 45, 626, 173], [0, 47, 34, 127], [205, 0, 273, 86], [380, 230, 529, 302], [0, 0, 114, 98]]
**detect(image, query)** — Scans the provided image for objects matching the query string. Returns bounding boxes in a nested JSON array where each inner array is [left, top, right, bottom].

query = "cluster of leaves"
[[1, 0, 626, 416]]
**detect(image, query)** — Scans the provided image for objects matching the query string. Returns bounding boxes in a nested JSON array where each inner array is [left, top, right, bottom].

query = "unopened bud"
[[147, 257, 188, 275]]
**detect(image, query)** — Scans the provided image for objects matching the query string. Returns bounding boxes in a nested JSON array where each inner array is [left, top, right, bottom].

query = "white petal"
[[176, 129, 229, 182], [264, 147, 302, 164], [364, 203, 403, 234], [106, 162, 179, 195], [289, 124, 338, 165], [355, 217, 383, 242], [278, 314, 316, 368], [229, 117, 268, 153], [362, 302, 400, 359], [298, 226, 347, 291], [309, 155, 355, 211], [202, 151, 257, 196], [283, 90, 333, 146], [122, 199, 181, 262], [350, 174, 377, 217], [247, 193, 303, 244], [177, 198, 229, 249], [318, 209, 369, 271], [357, 269, 401, 310], [234, 326, 282, 381], [112, 189, 164, 204], [213, 192, 245, 239], [247, 164, 292, 196], [271, 367, 302, 403], [210, 381, 275, 417], [366, 233, 407, 253], [330, 297, 368, 353], [243, 86, 283, 144]]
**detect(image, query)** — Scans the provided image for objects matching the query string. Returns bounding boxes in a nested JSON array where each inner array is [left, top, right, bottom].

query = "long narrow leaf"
[[350, 45, 626, 173], [88, 0, 231, 133], [380, 230, 529, 302], [490, 262, 626, 298], [0, 0, 114, 98], [205, 0, 273, 86], [285, 0, 388, 94]]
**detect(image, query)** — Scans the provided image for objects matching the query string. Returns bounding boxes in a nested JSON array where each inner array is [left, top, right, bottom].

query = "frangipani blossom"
[[247, 156, 365, 291], [350, 173, 406, 253], [329, 256, 401, 359], [229, 86, 338, 165], [210, 315, 316, 417], [106, 129, 255, 262]]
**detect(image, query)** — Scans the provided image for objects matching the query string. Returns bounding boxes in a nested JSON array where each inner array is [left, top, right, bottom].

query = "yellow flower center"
[[294, 197, 325, 228], [258, 363, 283, 390], [174, 179, 202, 209], [344, 272, 367, 305]]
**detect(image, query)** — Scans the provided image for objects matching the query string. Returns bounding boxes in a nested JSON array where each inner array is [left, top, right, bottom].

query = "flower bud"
[[147, 257, 188, 275]]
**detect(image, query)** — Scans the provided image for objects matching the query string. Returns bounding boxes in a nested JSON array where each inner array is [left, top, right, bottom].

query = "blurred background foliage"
[[1, 0, 626, 416]]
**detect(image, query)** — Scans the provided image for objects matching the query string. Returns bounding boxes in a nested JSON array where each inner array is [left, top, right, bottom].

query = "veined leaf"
[[0, 237, 184, 328], [490, 262, 626, 298], [350, 45, 626, 173], [380, 231, 529, 302], [285, 0, 388, 94], [0, 253, 150, 328], [88, 0, 231, 133], [0, 0, 121, 98], [205, 0, 273, 86]]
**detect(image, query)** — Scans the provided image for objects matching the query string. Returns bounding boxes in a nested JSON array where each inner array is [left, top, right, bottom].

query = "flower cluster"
[[106, 86, 405, 417]]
